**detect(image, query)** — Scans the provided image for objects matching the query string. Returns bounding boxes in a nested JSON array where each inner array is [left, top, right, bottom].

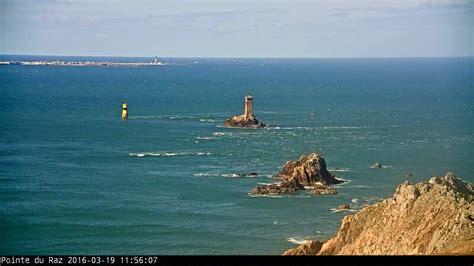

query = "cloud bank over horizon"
[[0, 0, 472, 57]]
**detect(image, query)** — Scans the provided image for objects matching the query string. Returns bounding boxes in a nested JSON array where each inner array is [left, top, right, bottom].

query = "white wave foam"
[[130, 115, 163, 120], [193, 172, 219, 177], [248, 193, 283, 198], [351, 196, 383, 206], [213, 132, 226, 136], [267, 126, 312, 130], [354, 185, 371, 188], [292, 194, 311, 198], [129, 152, 163, 157], [335, 177, 350, 182], [129, 152, 211, 157], [330, 208, 357, 213], [199, 119, 215, 122], [328, 168, 351, 172], [221, 174, 240, 178], [369, 164, 393, 169], [266, 174, 280, 179], [196, 136, 213, 140], [322, 126, 368, 129], [286, 237, 309, 245]]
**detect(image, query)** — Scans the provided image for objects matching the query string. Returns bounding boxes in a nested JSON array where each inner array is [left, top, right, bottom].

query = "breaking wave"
[[199, 119, 215, 122], [129, 152, 211, 157], [328, 168, 351, 172], [130, 114, 218, 123], [286, 237, 309, 245], [369, 165, 393, 169], [192, 172, 220, 177], [221, 174, 241, 178], [330, 208, 357, 213], [196, 136, 213, 140], [213, 132, 226, 136], [248, 193, 283, 198]]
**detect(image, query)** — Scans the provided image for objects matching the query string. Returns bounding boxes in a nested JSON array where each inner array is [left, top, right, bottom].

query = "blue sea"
[[0, 56, 472, 254]]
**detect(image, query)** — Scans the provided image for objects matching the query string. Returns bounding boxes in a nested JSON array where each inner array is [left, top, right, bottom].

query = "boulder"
[[276, 153, 343, 186]]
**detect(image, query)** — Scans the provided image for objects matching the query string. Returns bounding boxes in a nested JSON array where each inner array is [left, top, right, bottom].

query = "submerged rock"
[[283, 172, 474, 255], [224, 173, 258, 178], [371, 162, 383, 168], [250, 178, 305, 195], [310, 184, 338, 195], [241, 172, 258, 177], [224, 114, 266, 128], [277, 153, 343, 186]]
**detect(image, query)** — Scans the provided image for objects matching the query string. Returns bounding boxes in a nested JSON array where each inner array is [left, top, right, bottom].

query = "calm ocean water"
[[0, 56, 472, 254]]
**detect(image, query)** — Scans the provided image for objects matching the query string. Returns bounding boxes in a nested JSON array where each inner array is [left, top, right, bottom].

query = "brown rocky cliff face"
[[284, 173, 474, 255], [277, 153, 342, 186], [283, 240, 324, 256]]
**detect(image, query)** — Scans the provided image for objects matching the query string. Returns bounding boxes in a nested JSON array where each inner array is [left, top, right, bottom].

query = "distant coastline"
[[0, 58, 166, 67]]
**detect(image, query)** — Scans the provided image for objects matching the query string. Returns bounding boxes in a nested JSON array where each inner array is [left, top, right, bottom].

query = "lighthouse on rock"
[[223, 93, 266, 128]]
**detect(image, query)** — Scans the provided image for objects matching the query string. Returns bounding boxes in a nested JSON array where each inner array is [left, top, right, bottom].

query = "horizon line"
[[1, 53, 473, 59]]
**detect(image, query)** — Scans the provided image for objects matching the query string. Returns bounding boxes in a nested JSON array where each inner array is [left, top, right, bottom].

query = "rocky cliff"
[[224, 114, 266, 128], [284, 172, 474, 255]]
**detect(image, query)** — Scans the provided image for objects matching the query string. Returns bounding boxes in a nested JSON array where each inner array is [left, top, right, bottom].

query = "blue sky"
[[0, 0, 472, 57]]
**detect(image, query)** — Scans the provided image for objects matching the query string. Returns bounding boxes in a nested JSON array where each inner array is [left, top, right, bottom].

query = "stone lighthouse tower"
[[244, 94, 253, 118]]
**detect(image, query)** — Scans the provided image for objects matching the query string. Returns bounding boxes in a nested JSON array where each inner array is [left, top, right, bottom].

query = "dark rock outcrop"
[[225, 173, 258, 178], [371, 162, 383, 168], [277, 153, 343, 186], [283, 172, 474, 255], [224, 114, 266, 128], [336, 204, 350, 210], [240, 172, 258, 177], [250, 178, 305, 196]]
